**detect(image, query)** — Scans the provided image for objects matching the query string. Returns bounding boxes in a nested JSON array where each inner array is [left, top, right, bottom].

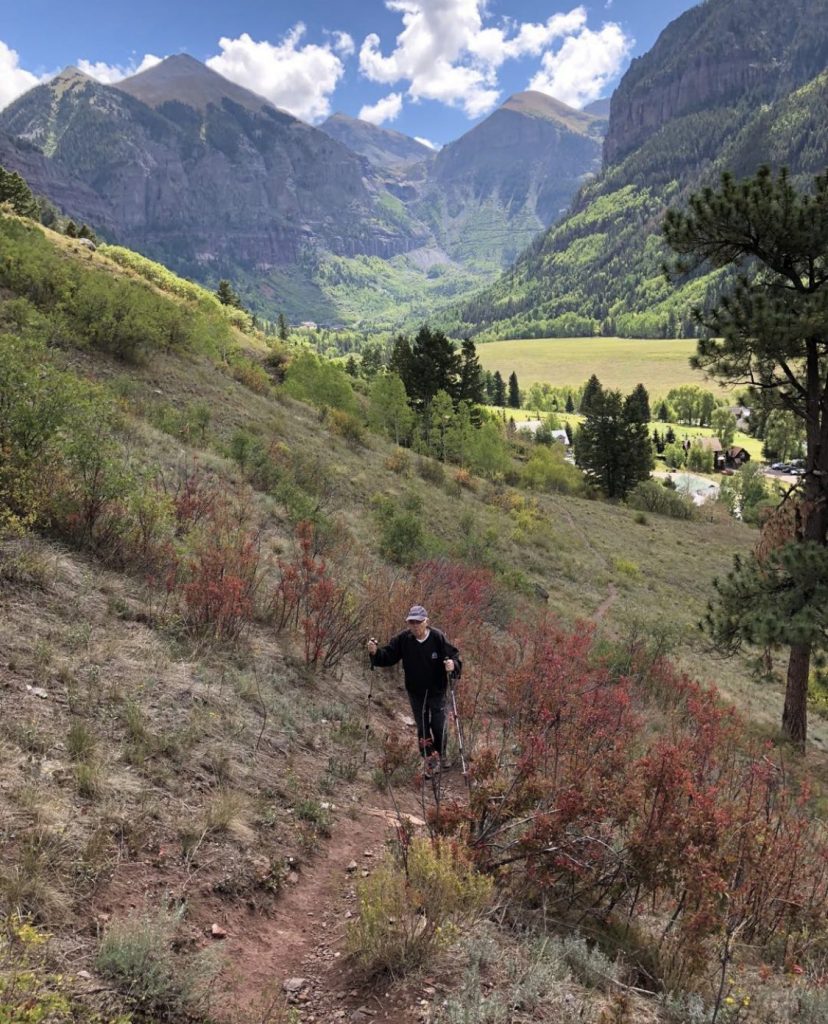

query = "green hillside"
[[453, 0, 828, 340], [3, 214, 828, 1024]]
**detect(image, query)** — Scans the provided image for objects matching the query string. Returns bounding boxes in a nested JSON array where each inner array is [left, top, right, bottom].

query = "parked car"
[[770, 462, 791, 472]]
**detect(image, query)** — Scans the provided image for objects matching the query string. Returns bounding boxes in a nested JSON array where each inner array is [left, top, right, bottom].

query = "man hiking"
[[367, 605, 461, 776]]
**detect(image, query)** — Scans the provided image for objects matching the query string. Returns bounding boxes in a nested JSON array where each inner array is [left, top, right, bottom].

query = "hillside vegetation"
[[454, 0, 828, 340], [2, 217, 827, 1024]]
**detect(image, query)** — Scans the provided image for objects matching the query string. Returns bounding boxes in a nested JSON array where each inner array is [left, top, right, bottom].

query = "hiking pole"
[[447, 666, 468, 778], [362, 642, 375, 766]]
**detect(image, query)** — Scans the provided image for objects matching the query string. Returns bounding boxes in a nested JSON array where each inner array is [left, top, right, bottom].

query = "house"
[[516, 421, 569, 444], [695, 436, 724, 470], [730, 405, 751, 431], [727, 446, 751, 468]]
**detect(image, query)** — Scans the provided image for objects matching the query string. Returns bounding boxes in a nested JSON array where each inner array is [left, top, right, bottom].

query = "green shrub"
[[327, 408, 365, 446], [372, 494, 425, 566], [96, 907, 219, 1018], [347, 838, 491, 974], [416, 456, 445, 485], [521, 445, 584, 495], [628, 479, 695, 520], [284, 350, 358, 413]]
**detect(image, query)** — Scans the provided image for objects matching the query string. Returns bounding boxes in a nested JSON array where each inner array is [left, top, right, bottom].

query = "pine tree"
[[626, 383, 651, 423], [507, 371, 521, 409], [574, 389, 653, 498], [657, 400, 669, 421], [0, 165, 38, 217], [405, 325, 461, 409], [345, 355, 358, 377], [492, 371, 506, 407], [458, 338, 485, 404], [580, 374, 602, 414], [665, 166, 828, 745], [216, 279, 243, 309], [277, 312, 289, 341], [565, 394, 575, 414]]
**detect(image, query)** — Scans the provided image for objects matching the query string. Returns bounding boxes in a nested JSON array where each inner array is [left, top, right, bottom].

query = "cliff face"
[[0, 58, 422, 269], [456, 0, 828, 339], [320, 113, 434, 171], [604, 0, 828, 165]]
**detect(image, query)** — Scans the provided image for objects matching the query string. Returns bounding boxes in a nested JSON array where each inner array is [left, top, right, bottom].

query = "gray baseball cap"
[[406, 605, 428, 622]]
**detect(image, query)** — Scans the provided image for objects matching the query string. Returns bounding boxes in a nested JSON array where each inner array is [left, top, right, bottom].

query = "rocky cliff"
[[604, 0, 828, 165], [0, 57, 423, 273]]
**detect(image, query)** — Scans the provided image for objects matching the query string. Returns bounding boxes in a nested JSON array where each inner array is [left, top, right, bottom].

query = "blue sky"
[[0, 0, 698, 146]]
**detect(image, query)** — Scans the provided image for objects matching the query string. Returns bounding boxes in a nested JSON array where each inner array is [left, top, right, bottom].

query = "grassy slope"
[[3, 225, 825, 1023]]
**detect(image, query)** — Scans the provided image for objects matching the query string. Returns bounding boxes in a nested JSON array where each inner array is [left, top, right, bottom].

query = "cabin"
[[696, 436, 725, 470], [727, 446, 751, 468]]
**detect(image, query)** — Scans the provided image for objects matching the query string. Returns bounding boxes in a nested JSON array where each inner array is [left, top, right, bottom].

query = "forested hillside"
[[454, 0, 828, 339]]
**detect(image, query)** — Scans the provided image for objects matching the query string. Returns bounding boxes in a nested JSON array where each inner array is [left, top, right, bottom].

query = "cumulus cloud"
[[331, 31, 355, 57], [206, 26, 348, 122], [0, 40, 44, 110], [76, 53, 163, 84], [414, 135, 439, 150], [528, 23, 631, 108], [359, 91, 403, 125], [359, 0, 632, 115]]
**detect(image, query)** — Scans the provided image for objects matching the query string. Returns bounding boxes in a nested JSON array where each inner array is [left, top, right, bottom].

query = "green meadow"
[[477, 336, 730, 397]]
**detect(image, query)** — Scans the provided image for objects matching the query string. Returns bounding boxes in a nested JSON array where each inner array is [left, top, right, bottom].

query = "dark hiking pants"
[[407, 688, 447, 759]]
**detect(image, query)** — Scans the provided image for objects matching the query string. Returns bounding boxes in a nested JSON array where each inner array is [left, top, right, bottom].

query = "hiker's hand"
[[367, 638, 378, 656], [444, 658, 455, 674]]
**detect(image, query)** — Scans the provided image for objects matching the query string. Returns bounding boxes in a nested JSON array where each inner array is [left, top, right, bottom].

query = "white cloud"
[[414, 135, 439, 150], [206, 26, 348, 123], [0, 40, 44, 110], [359, 1, 633, 115], [331, 31, 355, 57], [76, 53, 163, 84], [528, 23, 631, 108], [359, 91, 403, 125]]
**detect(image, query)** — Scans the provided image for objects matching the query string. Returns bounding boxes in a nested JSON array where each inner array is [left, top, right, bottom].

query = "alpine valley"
[[0, 54, 604, 328]]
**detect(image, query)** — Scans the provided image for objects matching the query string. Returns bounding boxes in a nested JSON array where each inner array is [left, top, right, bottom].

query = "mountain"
[[0, 57, 423, 278], [422, 91, 603, 267], [456, 0, 828, 340], [113, 53, 278, 114], [320, 112, 434, 171], [0, 59, 604, 326]]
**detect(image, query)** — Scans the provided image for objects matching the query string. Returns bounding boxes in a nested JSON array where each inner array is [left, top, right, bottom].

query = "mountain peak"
[[501, 91, 601, 135], [114, 54, 282, 116], [49, 66, 95, 94]]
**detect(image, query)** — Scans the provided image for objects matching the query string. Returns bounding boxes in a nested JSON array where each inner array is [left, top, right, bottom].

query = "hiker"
[[367, 605, 461, 772]]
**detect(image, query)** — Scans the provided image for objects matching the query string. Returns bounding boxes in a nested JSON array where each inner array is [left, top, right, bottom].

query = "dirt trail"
[[217, 779, 447, 1024], [592, 582, 618, 622]]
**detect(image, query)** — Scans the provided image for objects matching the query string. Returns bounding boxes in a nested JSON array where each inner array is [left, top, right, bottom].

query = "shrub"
[[628, 479, 695, 519], [372, 496, 426, 566], [521, 445, 584, 495], [416, 457, 445, 485], [384, 449, 411, 475], [284, 350, 358, 414], [96, 907, 219, 1018], [347, 837, 491, 974], [271, 521, 365, 669], [327, 408, 365, 447], [227, 353, 271, 395], [454, 467, 476, 491]]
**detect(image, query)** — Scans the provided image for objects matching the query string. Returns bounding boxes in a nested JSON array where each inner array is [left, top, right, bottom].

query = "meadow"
[[477, 335, 731, 396]]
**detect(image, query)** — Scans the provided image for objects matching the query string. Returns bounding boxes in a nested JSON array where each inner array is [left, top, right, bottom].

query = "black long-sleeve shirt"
[[372, 627, 461, 696]]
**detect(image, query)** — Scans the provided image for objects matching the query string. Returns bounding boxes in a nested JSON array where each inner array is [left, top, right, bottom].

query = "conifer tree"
[[574, 388, 653, 498], [565, 394, 575, 413], [507, 371, 521, 409], [0, 165, 38, 217], [626, 383, 651, 423], [492, 371, 506, 407], [580, 374, 602, 414], [665, 166, 828, 744], [216, 279, 243, 309], [277, 312, 289, 340], [458, 338, 485, 404]]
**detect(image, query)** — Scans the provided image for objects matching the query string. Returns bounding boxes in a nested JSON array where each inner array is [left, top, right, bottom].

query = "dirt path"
[[216, 778, 449, 1024], [592, 582, 618, 622]]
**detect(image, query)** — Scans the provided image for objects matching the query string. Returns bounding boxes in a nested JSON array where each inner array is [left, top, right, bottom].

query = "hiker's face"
[[407, 618, 428, 639]]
